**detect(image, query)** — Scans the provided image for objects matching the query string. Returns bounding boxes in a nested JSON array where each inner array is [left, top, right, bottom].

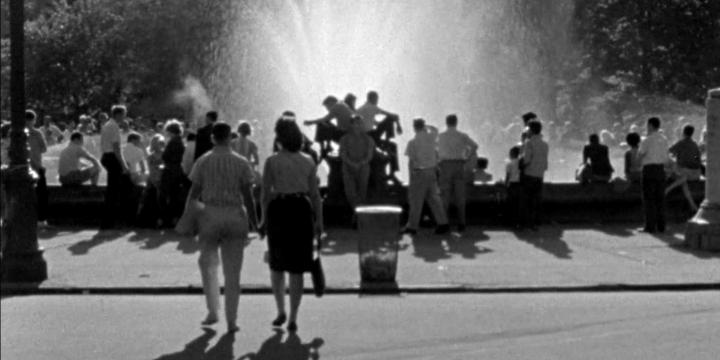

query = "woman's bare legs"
[[271, 270, 286, 319], [288, 273, 304, 328]]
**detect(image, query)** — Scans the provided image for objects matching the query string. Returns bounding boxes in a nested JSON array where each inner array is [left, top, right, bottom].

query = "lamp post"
[[685, 88, 720, 251], [1, 0, 48, 282]]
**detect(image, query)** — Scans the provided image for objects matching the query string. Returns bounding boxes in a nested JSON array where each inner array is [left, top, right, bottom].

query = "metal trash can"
[[356, 205, 402, 283]]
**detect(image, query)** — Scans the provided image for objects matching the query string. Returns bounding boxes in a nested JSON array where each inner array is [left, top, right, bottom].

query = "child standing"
[[624, 132, 642, 183], [137, 134, 164, 228], [123, 132, 148, 185], [505, 146, 522, 228]]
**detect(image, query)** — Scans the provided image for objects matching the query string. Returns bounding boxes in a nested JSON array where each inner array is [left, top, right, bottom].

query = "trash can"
[[356, 205, 402, 284]]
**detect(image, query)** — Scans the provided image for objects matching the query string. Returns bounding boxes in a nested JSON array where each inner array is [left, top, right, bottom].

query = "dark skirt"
[[267, 194, 314, 274]]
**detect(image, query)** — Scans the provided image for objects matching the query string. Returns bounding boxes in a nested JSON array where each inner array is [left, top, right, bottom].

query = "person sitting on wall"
[[665, 124, 702, 213], [473, 157, 493, 184], [303, 96, 353, 159], [579, 133, 613, 184], [57, 131, 101, 187], [357, 91, 402, 187]]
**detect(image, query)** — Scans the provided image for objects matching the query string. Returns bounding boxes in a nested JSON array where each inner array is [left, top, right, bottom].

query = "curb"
[[3, 282, 719, 296]]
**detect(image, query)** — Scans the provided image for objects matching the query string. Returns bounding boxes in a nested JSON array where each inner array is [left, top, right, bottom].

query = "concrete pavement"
[[2, 224, 718, 292], [1, 292, 719, 359]]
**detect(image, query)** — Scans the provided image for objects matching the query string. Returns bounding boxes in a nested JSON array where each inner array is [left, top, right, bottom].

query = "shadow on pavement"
[[66, 230, 131, 255], [444, 229, 491, 259], [154, 328, 237, 360], [409, 230, 492, 262], [128, 230, 200, 254], [649, 231, 720, 259], [238, 329, 324, 360], [513, 226, 572, 259]]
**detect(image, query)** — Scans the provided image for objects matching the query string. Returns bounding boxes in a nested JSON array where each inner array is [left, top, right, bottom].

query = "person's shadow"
[[238, 329, 324, 360], [153, 328, 236, 360], [513, 226, 572, 259], [67, 229, 130, 255]]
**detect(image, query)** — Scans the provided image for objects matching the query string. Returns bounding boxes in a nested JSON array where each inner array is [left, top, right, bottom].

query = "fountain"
[[204, 0, 575, 180]]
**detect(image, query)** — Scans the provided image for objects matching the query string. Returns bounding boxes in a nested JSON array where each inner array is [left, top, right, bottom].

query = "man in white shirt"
[[123, 132, 147, 185], [100, 105, 130, 229], [58, 132, 100, 186], [638, 117, 669, 233], [437, 114, 478, 232], [402, 118, 449, 235]]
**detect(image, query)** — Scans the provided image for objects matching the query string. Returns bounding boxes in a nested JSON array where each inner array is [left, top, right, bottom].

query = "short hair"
[[626, 132, 641, 147], [25, 109, 37, 121], [521, 112, 537, 124], [589, 133, 599, 144], [206, 111, 218, 122], [509, 145, 521, 158], [647, 117, 661, 129], [211, 122, 231, 142], [527, 120, 542, 135], [111, 105, 127, 117], [367, 91, 379, 102], [476, 157, 488, 170], [164, 119, 183, 136], [186, 131, 196, 142], [70, 131, 84, 142], [322, 96, 338, 107], [344, 93, 357, 104], [238, 121, 251, 136], [99, 112, 109, 120], [683, 124, 694, 137], [413, 118, 426, 131], [446, 114, 458, 127], [275, 119, 303, 152], [127, 132, 141, 143]]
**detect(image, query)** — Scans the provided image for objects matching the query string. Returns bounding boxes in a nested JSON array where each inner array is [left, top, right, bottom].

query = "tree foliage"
[[561, 0, 720, 128], [1, 0, 718, 124]]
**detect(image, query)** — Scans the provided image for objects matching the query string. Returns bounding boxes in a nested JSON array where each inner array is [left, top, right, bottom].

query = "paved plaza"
[[3, 224, 718, 291], [2, 292, 718, 360]]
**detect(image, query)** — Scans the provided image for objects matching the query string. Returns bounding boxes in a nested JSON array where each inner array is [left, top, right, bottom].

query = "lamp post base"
[[1, 249, 47, 283], [684, 202, 720, 252], [0, 165, 47, 283]]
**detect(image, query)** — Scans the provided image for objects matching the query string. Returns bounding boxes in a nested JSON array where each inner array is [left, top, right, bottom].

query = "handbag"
[[310, 235, 325, 298]]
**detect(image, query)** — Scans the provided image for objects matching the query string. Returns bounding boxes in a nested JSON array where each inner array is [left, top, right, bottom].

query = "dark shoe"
[[400, 227, 417, 235], [639, 227, 656, 234], [272, 313, 287, 327], [435, 224, 450, 235], [457, 224, 466, 233], [287, 321, 298, 332]]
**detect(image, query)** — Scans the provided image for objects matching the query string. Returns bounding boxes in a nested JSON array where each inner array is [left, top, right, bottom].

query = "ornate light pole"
[[685, 88, 720, 251], [1, 0, 48, 282]]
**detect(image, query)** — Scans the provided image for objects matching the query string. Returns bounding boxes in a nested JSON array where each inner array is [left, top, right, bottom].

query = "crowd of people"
[[0, 88, 711, 331]]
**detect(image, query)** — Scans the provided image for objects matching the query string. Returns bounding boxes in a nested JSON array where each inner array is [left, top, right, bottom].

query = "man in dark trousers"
[[194, 111, 218, 161], [638, 117, 669, 233]]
